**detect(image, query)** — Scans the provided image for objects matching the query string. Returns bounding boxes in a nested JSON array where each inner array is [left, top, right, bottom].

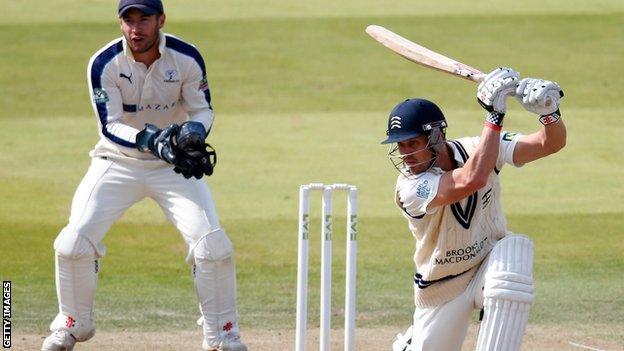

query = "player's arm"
[[87, 51, 140, 149], [180, 49, 214, 134], [429, 68, 519, 208], [512, 78, 567, 164]]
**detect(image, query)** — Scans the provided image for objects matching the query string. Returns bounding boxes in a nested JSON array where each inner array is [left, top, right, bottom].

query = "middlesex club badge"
[[416, 180, 431, 199]]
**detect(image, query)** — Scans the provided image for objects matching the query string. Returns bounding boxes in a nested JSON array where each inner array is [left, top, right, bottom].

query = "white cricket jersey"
[[87, 31, 214, 161], [395, 132, 523, 308]]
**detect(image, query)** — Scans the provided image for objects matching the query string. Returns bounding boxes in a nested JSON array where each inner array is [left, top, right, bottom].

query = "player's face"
[[397, 135, 435, 174], [120, 9, 165, 55]]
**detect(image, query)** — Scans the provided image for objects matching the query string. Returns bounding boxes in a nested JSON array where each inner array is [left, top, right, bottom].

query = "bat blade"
[[365, 25, 485, 83]]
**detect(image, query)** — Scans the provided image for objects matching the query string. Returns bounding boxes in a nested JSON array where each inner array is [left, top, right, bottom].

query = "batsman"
[[41, 0, 246, 350], [385, 68, 566, 351]]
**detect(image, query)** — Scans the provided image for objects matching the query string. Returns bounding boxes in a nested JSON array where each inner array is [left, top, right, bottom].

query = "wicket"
[[296, 183, 358, 351]]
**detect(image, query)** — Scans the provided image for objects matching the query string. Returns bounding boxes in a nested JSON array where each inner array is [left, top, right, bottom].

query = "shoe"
[[41, 330, 76, 351], [392, 325, 413, 351], [202, 334, 247, 351]]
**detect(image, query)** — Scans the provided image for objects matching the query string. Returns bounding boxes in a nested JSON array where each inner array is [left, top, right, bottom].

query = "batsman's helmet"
[[383, 98, 448, 176], [381, 98, 447, 144]]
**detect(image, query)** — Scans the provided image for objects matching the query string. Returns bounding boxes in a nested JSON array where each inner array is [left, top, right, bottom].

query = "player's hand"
[[136, 123, 180, 164], [173, 122, 217, 179], [515, 78, 563, 118], [477, 67, 519, 115]]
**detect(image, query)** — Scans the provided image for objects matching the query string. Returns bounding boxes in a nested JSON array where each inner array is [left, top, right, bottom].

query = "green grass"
[[1, 0, 623, 346]]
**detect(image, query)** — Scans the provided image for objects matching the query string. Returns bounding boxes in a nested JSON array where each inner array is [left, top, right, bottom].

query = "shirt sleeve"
[[180, 52, 214, 133], [87, 45, 139, 148], [495, 131, 524, 171], [395, 172, 441, 219]]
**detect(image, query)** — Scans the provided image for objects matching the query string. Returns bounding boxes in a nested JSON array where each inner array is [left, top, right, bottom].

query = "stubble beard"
[[128, 28, 159, 54]]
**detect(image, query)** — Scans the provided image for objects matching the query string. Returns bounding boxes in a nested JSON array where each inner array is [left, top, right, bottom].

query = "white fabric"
[[56, 157, 221, 254], [476, 235, 534, 351], [404, 255, 488, 351], [193, 229, 240, 345], [192, 229, 234, 263], [195, 256, 241, 343], [87, 31, 214, 161], [395, 135, 523, 308], [515, 78, 561, 116], [52, 234, 97, 342], [49, 156, 238, 343], [477, 68, 519, 113], [399, 234, 533, 351], [395, 170, 441, 218]]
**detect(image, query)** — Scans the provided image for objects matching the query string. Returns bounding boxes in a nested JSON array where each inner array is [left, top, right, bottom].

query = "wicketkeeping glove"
[[136, 123, 180, 164], [173, 121, 217, 179], [515, 78, 564, 125]]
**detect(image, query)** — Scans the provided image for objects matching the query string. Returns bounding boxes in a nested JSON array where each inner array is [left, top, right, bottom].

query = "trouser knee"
[[190, 228, 233, 264], [54, 227, 103, 259]]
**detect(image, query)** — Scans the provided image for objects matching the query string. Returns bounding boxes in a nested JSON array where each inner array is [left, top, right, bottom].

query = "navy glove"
[[136, 123, 180, 165]]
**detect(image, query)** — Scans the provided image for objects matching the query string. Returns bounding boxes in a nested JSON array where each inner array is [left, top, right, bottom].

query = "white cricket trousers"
[[399, 235, 534, 351], [60, 156, 221, 258]]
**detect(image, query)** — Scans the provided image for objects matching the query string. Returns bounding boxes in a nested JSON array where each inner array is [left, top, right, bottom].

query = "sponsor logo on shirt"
[[164, 69, 179, 83], [136, 101, 177, 111], [119, 72, 133, 84], [93, 88, 109, 104], [434, 237, 488, 265]]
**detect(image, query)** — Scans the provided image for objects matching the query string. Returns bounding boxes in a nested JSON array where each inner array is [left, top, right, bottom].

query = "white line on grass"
[[568, 341, 606, 351]]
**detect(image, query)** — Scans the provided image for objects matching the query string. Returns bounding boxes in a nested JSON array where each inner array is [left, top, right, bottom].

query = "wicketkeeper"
[[385, 68, 566, 351], [41, 0, 246, 350]]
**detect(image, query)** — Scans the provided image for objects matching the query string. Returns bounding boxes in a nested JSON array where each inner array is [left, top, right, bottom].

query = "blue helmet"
[[381, 98, 447, 144]]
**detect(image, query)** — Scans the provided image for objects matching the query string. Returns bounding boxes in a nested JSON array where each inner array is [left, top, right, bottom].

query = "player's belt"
[[414, 267, 472, 289]]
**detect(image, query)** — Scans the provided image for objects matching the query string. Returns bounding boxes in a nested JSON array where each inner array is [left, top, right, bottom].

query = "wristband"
[[539, 109, 561, 126], [485, 111, 505, 128], [484, 121, 502, 131]]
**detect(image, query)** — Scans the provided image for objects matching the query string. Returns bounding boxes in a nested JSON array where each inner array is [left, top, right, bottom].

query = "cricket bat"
[[365, 25, 486, 83]]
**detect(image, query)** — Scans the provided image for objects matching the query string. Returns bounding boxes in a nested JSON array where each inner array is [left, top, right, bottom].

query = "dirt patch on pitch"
[[13, 325, 622, 350]]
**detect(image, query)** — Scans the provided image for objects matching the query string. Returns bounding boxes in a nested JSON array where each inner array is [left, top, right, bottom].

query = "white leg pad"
[[51, 229, 99, 342], [476, 235, 534, 351], [193, 229, 240, 343]]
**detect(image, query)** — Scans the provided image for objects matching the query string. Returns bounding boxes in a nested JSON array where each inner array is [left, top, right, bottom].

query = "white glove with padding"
[[515, 78, 562, 116], [477, 67, 520, 114]]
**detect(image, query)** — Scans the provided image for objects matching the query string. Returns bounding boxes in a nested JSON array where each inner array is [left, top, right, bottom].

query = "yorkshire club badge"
[[164, 69, 180, 83]]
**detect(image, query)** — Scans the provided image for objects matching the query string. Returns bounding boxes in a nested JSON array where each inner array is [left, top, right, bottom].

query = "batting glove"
[[515, 78, 564, 125]]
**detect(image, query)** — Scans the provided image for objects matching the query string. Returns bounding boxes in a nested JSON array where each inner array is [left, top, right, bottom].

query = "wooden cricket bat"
[[365, 25, 486, 83]]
